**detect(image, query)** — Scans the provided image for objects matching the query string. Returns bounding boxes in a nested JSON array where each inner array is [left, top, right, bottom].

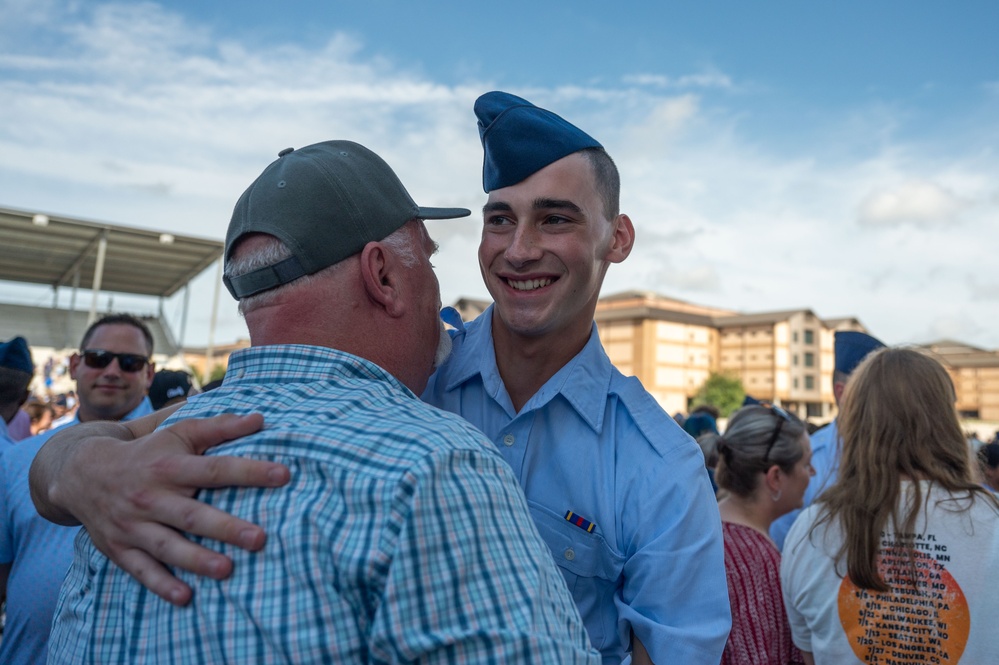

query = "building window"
[[793, 377, 799, 389], [804, 375, 815, 390], [793, 331, 799, 343], [793, 354, 799, 366], [804, 330, 814, 345], [804, 352, 814, 367]]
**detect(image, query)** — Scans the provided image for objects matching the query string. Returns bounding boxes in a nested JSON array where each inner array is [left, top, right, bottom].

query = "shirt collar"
[[223, 344, 411, 395], [442, 305, 612, 432]]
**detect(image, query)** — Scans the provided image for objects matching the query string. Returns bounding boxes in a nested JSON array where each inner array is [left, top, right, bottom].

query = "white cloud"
[[1, 0, 998, 352], [623, 71, 733, 90], [856, 180, 967, 227]]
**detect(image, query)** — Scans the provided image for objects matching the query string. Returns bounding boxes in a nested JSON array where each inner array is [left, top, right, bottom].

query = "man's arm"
[[619, 441, 731, 663], [28, 411, 290, 606]]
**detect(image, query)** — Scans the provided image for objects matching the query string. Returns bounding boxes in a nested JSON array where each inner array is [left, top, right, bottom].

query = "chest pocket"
[[527, 501, 625, 650]]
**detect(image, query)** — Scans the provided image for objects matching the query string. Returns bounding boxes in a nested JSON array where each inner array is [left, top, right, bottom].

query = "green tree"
[[205, 363, 227, 385], [691, 372, 745, 418]]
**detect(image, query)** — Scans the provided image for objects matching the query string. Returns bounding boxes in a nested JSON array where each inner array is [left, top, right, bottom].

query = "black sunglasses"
[[81, 349, 150, 373], [763, 403, 793, 463]]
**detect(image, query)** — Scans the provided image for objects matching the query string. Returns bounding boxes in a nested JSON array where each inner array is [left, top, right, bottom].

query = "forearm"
[[29, 406, 174, 524]]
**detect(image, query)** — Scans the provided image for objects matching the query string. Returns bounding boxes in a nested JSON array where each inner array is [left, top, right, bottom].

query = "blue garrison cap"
[[834, 331, 885, 375], [683, 412, 718, 439], [475, 91, 602, 192], [742, 394, 762, 406], [0, 337, 33, 374]]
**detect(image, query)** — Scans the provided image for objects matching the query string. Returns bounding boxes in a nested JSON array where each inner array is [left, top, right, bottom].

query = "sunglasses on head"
[[81, 349, 150, 373], [762, 403, 793, 463]]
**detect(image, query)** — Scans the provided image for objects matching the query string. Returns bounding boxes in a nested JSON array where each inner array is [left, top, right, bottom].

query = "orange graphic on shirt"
[[838, 546, 970, 664]]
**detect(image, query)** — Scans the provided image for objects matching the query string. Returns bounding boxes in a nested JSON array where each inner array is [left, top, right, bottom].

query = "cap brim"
[[418, 207, 471, 220]]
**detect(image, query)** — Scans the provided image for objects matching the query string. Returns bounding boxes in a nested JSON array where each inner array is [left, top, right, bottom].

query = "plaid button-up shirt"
[[49, 345, 599, 664]]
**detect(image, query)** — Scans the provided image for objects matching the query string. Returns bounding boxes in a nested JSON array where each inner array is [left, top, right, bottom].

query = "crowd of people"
[[1, 90, 997, 664]]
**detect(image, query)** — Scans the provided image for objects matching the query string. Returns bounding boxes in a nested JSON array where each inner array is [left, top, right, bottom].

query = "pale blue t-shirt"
[[423, 306, 730, 664], [0, 397, 153, 665]]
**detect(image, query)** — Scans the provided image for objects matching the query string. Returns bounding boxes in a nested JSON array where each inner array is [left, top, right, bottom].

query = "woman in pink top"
[[711, 404, 814, 664]]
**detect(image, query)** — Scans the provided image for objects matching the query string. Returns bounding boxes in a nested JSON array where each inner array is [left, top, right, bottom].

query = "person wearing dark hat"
[[769, 330, 885, 550], [42, 140, 599, 663], [0, 337, 34, 451], [977, 442, 999, 492], [1, 314, 155, 665], [418, 91, 728, 663], [148, 369, 199, 410]]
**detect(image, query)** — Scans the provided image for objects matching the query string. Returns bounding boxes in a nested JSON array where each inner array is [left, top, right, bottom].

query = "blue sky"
[[1, 0, 997, 351]]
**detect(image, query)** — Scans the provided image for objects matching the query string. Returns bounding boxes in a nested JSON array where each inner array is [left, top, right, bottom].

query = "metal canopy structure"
[[0, 206, 223, 298]]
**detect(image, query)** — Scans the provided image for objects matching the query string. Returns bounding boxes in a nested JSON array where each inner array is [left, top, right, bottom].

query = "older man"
[[44, 140, 599, 664], [32, 96, 729, 664], [1, 315, 155, 665]]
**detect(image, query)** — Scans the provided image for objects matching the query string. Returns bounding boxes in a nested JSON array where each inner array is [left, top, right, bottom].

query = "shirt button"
[[564, 548, 575, 561], [502, 434, 515, 447]]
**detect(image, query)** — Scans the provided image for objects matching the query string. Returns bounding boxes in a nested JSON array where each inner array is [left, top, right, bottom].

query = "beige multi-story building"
[[598, 292, 999, 425], [592, 291, 869, 421], [919, 340, 999, 422]]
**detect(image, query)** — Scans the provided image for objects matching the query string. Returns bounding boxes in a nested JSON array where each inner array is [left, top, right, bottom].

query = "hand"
[[32, 412, 289, 606]]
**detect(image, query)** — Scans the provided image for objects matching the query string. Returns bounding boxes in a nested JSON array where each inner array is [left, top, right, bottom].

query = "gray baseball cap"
[[224, 140, 470, 300]]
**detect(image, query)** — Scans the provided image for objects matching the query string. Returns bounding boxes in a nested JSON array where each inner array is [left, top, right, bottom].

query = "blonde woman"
[[715, 404, 813, 665], [781, 348, 999, 664]]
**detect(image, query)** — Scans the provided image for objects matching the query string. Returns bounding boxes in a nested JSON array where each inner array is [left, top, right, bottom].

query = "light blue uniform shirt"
[[770, 419, 839, 550], [0, 397, 152, 665], [49, 346, 599, 664], [0, 417, 15, 451], [423, 307, 730, 664]]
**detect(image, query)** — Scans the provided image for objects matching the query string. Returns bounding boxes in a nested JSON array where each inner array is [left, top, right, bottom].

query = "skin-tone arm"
[[28, 408, 290, 606], [802, 651, 815, 665], [631, 634, 654, 665]]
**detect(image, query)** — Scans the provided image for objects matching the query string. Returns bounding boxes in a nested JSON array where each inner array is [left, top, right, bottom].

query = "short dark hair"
[[80, 313, 155, 355], [0, 367, 32, 404], [978, 442, 999, 471], [578, 147, 621, 219]]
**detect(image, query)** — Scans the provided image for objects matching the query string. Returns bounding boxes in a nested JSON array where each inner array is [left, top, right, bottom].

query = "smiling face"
[[69, 323, 154, 422], [478, 151, 634, 345]]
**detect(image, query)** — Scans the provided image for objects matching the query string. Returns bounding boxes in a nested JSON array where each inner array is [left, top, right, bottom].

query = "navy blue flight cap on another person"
[[834, 331, 885, 375], [224, 140, 471, 300], [475, 91, 603, 193], [0, 337, 33, 374], [683, 412, 718, 439]]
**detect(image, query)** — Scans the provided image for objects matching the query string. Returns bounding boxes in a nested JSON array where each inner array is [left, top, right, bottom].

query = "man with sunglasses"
[[0, 314, 154, 665]]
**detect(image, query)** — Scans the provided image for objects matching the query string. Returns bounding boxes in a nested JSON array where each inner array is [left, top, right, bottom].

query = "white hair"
[[225, 225, 420, 315]]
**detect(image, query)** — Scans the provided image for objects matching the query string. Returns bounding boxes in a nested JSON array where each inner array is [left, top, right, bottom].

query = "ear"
[[833, 381, 846, 404], [68, 352, 81, 381], [764, 465, 783, 494], [143, 361, 156, 390], [358, 241, 407, 318], [604, 213, 635, 264]]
